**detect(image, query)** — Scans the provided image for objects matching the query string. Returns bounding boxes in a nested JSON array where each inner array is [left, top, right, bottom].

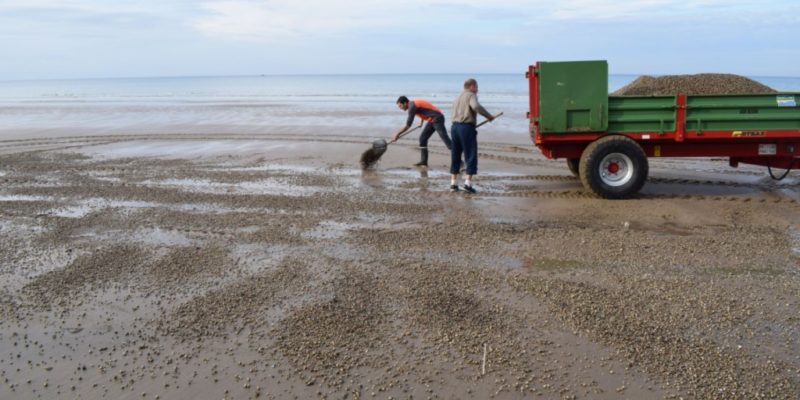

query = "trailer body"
[[527, 60, 800, 198]]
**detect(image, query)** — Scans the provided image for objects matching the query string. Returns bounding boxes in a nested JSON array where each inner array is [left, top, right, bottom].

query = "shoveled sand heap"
[[612, 73, 777, 96]]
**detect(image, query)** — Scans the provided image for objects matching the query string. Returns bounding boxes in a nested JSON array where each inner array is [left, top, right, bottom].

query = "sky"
[[1, 0, 799, 80]]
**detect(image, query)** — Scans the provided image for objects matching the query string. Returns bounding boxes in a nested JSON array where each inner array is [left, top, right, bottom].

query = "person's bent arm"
[[392, 120, 424, 142], [469, 95, 494, 121], [393, 124, 411, 142], [394, 102, 419, 141]]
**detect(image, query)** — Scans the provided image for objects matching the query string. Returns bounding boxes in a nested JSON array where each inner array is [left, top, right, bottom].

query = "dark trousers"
[[419, 117, 452, 150], [450, 122, 477, 175]]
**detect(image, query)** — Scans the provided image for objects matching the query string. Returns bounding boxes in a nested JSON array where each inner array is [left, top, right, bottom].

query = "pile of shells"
[[612, 74, 777, 96]]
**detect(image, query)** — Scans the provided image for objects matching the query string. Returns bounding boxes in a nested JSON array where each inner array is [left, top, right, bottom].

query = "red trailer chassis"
[[527, 63, 800, 198]]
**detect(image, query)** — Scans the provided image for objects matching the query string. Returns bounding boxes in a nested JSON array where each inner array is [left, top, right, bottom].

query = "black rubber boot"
[[414, 148, 428, 167]]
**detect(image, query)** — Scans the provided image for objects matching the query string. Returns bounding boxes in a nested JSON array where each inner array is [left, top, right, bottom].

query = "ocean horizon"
[[3, 71, 800, 82], [1, 74, 799, 137]]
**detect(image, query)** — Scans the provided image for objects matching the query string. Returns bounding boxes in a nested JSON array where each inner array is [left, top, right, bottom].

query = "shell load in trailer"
[[526, 60, 800, 199]]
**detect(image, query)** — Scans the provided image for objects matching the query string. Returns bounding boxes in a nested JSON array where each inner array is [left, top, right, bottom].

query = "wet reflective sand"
[[0, 134, 798, 399]]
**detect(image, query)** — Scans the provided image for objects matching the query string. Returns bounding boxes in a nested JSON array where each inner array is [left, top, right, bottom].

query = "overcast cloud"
[[0, 0, 798, 79]]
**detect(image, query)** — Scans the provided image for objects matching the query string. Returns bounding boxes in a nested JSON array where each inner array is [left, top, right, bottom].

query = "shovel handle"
[[391, 112, 501, 143], [390, 123, 422, 143], [476, 112, 503, 128]]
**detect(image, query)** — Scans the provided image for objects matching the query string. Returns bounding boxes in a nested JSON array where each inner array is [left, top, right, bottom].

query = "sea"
[[1, 74, 799, 138]]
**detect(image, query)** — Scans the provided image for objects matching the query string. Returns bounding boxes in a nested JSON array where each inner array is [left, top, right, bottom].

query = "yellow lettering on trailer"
[[654, 145, 661, 157], [733, 130, 766, 137]]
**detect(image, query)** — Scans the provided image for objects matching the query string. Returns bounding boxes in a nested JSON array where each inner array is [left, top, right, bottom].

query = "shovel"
[[477, 112, 503, 132], [360, 112, 503, 169], [360, 123, 422, 169]]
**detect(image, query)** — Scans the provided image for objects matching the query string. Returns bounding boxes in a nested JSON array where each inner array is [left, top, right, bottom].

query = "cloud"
[[0, 0, 201, 41], [1, 0, 798, 79], [191, 0, 537, 42], [3, 0, 794, 43], [192, 0, 390, 42], [549, 0, 684, 19], [548, 0, 800, 21], [0, 0, 193, 17], [192, 0, 800, 42]]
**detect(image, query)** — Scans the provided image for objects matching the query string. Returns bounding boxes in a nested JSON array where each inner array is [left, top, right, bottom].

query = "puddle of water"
[[238, 226, 261, 234], [91, 175, 123, 183], [45, 196, 266, 219], [217, 163, 319, 174], [367, 169, 527, 180], [381, 168, 450, 179], [50, 198, 159, 218], [237, 179, 320, 195], [52, 205, 99, 218], [0, 220, 46, 236], [357, 170, 543, 194], [302, 220, 360, 240], [80, 140, 286, 159], [302, 215, 416, 240], [0, 273, 37, 293], [144, 177, 321, 196], [0, 194, 52, 201], [488, 216, 522, 224], [174, 202, 245, 213], [643, 182, 758, 197]]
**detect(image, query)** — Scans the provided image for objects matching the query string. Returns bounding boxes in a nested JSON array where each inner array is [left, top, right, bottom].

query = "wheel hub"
[[599, 152, 634, 187]]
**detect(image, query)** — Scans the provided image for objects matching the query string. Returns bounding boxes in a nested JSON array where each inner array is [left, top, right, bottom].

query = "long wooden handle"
[[392, 112, 501, 143], [390, 124, 422, 143], [477, 112, 503, 128]]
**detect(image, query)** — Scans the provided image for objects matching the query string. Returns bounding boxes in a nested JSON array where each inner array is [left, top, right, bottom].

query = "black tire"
[[579, 135, 648, 199], [566, 158, 580, 177]]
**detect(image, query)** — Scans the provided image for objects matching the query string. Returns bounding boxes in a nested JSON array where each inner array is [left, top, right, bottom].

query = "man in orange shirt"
[[393, 96, 453, 167]]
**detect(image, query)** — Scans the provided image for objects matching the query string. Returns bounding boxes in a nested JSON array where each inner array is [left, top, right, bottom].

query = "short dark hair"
[[396, 96, 409, 104], [464, 78, 477, 89]]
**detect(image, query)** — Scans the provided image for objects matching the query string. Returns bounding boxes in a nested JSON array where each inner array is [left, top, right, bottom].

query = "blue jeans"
[[450, 122, 477, 175], [419, 117, 452, 150]]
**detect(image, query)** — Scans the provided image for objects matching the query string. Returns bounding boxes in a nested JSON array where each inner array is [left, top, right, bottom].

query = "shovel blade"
[[360, 139, 388, 169], [372, 139, 387, 151]]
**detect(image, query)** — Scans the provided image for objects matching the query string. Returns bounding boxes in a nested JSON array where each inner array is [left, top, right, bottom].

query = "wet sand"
[[0, 132, 799, 399]]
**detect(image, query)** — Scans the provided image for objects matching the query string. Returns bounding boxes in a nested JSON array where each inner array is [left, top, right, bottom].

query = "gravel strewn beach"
[[0, 133, 798, 399]]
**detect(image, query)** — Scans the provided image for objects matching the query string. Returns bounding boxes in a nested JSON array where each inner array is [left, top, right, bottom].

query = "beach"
[[1, 76, 799, 399]]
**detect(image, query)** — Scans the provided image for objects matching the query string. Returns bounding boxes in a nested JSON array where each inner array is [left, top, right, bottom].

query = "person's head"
[[396, 96, 410, 111], [464, 78, 478, 93]]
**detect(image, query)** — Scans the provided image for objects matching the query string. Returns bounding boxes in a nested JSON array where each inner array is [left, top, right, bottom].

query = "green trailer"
[[527, 60, 800, 198]]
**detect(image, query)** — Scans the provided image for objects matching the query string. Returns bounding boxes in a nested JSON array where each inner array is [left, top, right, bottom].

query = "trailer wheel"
[[579, 135, 648, 199], [566, 158, 580, 177]]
